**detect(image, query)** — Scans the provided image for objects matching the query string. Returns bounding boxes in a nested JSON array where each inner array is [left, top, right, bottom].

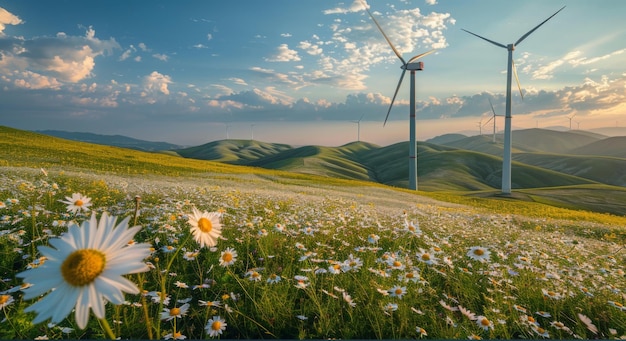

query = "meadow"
[[0, 127, 625, 339]]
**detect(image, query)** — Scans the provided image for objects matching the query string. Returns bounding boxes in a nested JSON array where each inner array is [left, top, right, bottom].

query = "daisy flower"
[[219, 247, 237, 267], [388, 285, 407, 299], [164, 331, 187, 340], [467, 246, 491, 262], [59, 193, 92, 215], [416, 326, 428, 337], [342, 291, 356, 307], [17, 212, 151, 329], [161, 303, 190, 321], [187, 207, 222, 248], [205, 316, 227, 338], [476, 316, 494, 331], [577, 313, 597, 334], [0, 294, 14, 309], [266, 273, 282, 284]]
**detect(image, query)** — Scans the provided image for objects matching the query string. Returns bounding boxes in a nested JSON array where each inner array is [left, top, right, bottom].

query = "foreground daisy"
[[467, 246, 491, 262], [59, 193, 92, 215], [18, 212, 151, 329], [187, 207, 222, 248], [219, 247, 237, 267], [206, 315, 227, 337]]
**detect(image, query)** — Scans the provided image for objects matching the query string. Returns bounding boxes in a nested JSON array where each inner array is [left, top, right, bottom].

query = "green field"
[[0, 126, 625, 339]]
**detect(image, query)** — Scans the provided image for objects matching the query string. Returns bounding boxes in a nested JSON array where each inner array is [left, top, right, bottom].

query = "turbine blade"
[[488, 98, 497, 117], [515, 6, 566, 46], [407, 49, 436, 64], [384, 69, 406, 126], [512, 59, 524, 100], [358, 113, 365, 122], [461, 29, 507, 49], [484, 115, 494, 126], [360, 0, 406, 65]]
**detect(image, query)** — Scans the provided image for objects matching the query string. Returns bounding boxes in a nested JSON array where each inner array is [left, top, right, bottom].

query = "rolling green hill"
[[569, 136, 626, 158], [3, 125, 626, 216], [438, 128, 606, 156], [175, 139, 292, 163]]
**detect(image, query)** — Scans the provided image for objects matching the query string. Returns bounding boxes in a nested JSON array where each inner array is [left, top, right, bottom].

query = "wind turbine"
[[477, 119, 484, 136], [462, 6, 565, 195], [483, 98, 500, 143], [567, 114, 576, 130], [225, 123, 231, 140], [250, 124, 255, 140], [361, 1, 435, 191], [351, 113, 365, 142]]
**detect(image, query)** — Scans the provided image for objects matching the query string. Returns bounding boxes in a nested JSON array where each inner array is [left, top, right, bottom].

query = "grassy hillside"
[[36, 130, 182, 151], [569, 136, 626, 158], [514, 152, 626, 187], [4, 125, 626, 215], [175, 139, 292, 163]]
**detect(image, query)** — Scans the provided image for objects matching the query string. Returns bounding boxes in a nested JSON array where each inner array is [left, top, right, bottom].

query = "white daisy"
[[160, 303, 190, 321], [187, 207, 222, 248], [205, 315, 227, 338], [467, 246, 491, 262], [59, 193, 92, 215], [17, 212, 151, 329], [219, 247, 237, 267]]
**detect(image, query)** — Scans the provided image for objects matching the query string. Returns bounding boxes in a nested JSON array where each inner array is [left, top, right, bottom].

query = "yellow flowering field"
[[0, 165, 624, 340]]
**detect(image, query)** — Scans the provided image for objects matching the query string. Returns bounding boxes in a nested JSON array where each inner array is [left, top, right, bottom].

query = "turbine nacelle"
[[402, 62, 424, 71]]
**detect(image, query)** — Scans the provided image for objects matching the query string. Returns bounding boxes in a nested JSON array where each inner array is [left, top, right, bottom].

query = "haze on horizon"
[[0, 1, 624, 147]]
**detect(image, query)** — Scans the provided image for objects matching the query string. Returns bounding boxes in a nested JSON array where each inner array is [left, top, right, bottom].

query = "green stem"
[[99, 318, 116, 340]]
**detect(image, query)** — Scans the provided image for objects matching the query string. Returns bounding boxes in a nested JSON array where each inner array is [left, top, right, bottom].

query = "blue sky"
[[0, 0, 625, 146]]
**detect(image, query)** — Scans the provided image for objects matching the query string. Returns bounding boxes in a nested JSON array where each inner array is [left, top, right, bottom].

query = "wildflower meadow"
[[0, 166, 624, 339]]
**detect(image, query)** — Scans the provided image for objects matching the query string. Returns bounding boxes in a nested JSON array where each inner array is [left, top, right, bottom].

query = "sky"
[[0, 0, 625, 147]]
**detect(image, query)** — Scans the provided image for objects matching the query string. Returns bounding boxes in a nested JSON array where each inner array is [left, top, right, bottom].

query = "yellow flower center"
[[211, 321, 222, 331], [0, 295, 9, 305], [406, 272, 414, 278], [393, 261, 402, 267], [333, 264, 341, 270], [537, 327, 546, 334], [74, 199, 84, 207], [173, 332, 183, 338], [61, 249, 106, 286], [395, 288, 403, 295], [481, 318, 491, 326], [198, 217, 213, 233], [473, 248, 485, 256], [421, 253, 430, 261], [222, 252, 233, 262], [170, 307, 181, 316]]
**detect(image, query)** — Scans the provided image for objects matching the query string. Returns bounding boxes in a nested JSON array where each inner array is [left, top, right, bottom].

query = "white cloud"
[[0, 7, 22, 35], [265, 44, 301, 62], [152, 53, 169, 61], [143, 71, 172, 96]]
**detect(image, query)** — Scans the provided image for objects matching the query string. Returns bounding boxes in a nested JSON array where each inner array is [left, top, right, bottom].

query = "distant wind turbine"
[[483, 98, 501, 143], [225, 123, 231, 140], [250, 124, 255, 140], [567, 114, 576, 130], [361, 0, 435, 191], [477, 119, 484, 136], [351, 113, 365, 142], [462, 6, 565, 195]]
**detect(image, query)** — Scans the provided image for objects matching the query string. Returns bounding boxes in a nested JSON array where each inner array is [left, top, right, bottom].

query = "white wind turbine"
[[351, 113, 365, 142], [362, 1, 435, 191], [463, 6, 565, 195], [567, 114, 576, 130], [483, 98, 501, 143]]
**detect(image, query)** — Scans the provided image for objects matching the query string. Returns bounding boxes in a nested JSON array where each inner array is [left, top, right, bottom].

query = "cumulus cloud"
[[0, 7, 22, 34], [265, 44, 301, 62], [142, 71, 172, 101], [0, 26, 119, 86]]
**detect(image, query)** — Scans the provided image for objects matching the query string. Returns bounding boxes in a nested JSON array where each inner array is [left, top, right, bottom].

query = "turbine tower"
[[362, 1, 435, 190], [463, 6, 565, 195], [351, 113, 365, 142]]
